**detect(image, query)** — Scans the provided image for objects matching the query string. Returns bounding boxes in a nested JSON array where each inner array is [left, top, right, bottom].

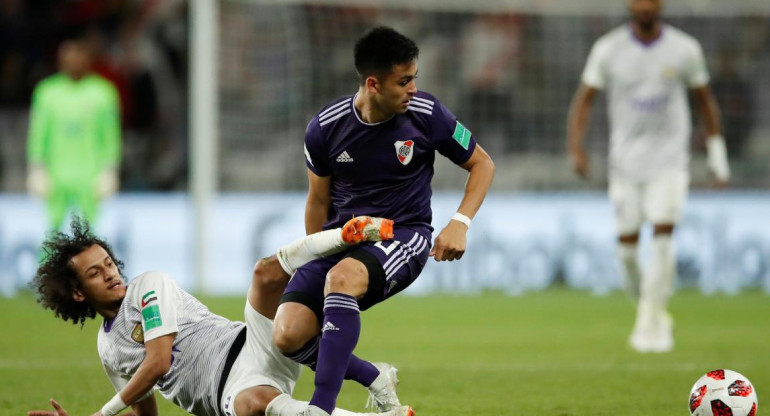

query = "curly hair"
[[31, 217, 124, 326]]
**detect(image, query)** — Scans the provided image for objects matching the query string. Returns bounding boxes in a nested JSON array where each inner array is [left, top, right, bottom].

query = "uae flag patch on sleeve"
[[141, 291, 162, 330]]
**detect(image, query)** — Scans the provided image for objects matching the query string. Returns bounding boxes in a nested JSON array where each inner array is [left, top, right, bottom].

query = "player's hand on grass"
[[570, 148, 590, 178], [430, 220, 467, 262], [28, 398, 70, 416]]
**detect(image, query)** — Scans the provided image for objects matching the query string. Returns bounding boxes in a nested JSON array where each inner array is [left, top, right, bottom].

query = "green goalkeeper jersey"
[[27, 73, 121, 183]]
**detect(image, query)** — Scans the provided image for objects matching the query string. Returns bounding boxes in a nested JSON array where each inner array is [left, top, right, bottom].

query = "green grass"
[[2, 290, 768, 415]]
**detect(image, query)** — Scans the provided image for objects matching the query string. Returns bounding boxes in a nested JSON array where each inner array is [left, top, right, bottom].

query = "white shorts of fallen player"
[[220, 302, 302, 416], [608, 171, 690, 236]]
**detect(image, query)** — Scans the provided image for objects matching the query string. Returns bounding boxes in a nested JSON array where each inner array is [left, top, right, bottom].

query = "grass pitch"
[[3, 289, 768, 415]]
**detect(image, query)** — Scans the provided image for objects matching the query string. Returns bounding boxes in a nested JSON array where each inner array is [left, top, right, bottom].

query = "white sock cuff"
[[266, 393, 308, 416], [275, 229, 347, 274], [275, 247, 295, 275]]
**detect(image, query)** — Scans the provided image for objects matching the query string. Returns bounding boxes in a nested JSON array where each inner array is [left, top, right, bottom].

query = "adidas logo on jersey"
[[322, 321, 340, 332], [336, 151, 354, 163]]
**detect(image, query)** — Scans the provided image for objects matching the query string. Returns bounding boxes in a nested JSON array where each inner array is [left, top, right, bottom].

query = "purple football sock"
[[283, 336, 379, 386], [282, 335, 320, 370], [346, 354, 379, 387], [310, 293, 361, 414]]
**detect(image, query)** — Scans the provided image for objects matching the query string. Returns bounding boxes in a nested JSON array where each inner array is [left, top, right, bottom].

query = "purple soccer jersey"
[[304, 90, 477, 239]]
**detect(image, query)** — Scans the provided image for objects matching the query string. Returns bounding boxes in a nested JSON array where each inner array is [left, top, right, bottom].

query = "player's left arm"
[[128, 393, 158, 416], [100, 81, 122, 168], [110, 334, 174, 413], [431, 144, 495, 262], [97, 81, 122, 198], [691, 84, 729, 186], [686, 38, 729, 186]]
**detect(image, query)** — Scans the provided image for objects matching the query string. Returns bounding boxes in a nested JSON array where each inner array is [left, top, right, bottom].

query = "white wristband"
[[451, 212, 471, 227], [101, 393, 127, 416], [706, 135, 730, 182]]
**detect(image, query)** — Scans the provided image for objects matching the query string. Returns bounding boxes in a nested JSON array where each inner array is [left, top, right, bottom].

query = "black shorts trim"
[[280, 291, 324, 323], [216, 326, 247, 415], [346, 248, 386, 312]]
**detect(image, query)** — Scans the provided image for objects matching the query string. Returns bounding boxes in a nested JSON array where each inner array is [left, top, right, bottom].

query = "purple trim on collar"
[[103, 316, 116, 333], [629, 24, 664, 47]]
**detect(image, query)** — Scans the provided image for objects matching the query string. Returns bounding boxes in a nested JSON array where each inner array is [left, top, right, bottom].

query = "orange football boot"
[[341, 216, 394, 244]]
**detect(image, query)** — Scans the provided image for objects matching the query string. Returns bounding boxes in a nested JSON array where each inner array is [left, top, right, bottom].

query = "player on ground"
[[28, 216, 415, 416], [272, 27, 495, 416], [567, 0, 729, 353]]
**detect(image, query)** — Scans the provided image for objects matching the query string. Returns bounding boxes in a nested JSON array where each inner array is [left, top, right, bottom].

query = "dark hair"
[[354, 26, 419, 85], [31, 217, 124, 326]]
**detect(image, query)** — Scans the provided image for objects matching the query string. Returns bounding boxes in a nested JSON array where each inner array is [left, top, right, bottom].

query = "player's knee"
[[234, 386, 280, 416], [272, 320, 309, 354], [325, 261, 368, 296], [252, 256, 288, 293]]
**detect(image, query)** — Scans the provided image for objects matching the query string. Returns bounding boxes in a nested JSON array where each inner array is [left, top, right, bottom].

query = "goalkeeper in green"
[[27, 38, 121, 230]]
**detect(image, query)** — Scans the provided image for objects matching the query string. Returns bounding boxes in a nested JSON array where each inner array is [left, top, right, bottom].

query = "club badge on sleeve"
[[131, 323, 145, 343]]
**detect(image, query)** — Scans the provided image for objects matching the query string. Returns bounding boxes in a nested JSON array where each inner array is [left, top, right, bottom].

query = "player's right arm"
[[303, 116, 333, 235], [567, 83, 598, 178], [106, 334, 174, 415], [98, 273, 181, 416], [128, 395, 158, 416], [305, 169, 331, 235]]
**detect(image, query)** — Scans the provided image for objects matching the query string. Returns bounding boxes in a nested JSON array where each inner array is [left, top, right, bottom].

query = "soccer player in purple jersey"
[[271, 27, 495, 416]]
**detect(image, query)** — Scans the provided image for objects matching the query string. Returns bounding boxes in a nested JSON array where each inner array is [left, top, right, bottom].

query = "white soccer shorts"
[[608, 171, 690, 235], [219, 301, 302, 416]]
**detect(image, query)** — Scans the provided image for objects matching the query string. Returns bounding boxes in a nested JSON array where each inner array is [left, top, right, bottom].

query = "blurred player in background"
[[27, 37, 121, 231], [28, 216, 413, 416], [567, 0, 729, 353], [273, 27, 495, 416]]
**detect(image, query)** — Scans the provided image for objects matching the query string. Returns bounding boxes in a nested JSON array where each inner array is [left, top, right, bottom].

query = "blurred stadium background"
[[2, 1, 770, 415], [0, 0, 769, 296]]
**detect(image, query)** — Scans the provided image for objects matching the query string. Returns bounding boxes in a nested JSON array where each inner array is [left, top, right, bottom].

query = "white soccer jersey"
[[582, 24, 710, 180], [98, 271, 244, 416]]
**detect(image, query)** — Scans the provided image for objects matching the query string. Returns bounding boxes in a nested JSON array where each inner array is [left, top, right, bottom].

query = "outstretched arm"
[[567, 83, 598, 178], [431, 144, 495, 262], [95, 334, 173, 416]]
